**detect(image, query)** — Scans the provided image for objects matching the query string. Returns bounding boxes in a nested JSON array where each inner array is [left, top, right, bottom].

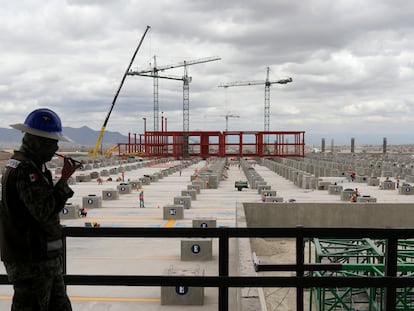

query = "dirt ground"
[[250, 238, 313, 311]]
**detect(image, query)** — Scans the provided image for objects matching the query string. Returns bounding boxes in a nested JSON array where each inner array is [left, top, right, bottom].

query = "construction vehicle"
[[89, 25, 151, 156]]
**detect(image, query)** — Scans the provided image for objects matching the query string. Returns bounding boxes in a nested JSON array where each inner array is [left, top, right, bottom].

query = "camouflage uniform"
[[0, 134, 73, 310]]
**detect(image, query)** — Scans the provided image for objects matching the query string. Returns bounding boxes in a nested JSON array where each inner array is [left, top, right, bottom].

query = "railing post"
[[219, 227, 229, 311], [62, 236, 67, 275], [296, 225, 304, 311], [384, 236, 398, 310]]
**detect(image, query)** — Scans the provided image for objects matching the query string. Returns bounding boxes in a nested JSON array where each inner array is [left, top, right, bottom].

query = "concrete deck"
[[0, 157, 411, 310]]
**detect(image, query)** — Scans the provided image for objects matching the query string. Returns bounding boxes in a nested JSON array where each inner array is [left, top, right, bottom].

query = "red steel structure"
[[118, 131, 305, 158]]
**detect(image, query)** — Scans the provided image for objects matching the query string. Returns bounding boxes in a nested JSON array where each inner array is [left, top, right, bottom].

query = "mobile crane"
[[89, 25, 151, 156]]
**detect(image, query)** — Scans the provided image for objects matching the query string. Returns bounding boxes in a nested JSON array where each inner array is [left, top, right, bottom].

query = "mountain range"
[[0, 126, 129, 148]]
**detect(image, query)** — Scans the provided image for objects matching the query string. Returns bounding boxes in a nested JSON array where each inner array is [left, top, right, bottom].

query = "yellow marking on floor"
[[165, 219, 175, 227], [70, 296, 160, 303], [70, 255, 179, 261], [0, 296, 160, 303]]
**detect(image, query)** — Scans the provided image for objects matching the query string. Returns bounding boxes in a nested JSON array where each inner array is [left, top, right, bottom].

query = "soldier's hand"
[[61, 157, 82, 181]]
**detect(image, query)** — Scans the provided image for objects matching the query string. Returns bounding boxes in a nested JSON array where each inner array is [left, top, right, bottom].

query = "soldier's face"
[[37, 137, 59, 161], [24, 134, 58, 162]]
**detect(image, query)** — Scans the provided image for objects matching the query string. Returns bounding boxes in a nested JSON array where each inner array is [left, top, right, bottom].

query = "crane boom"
[[89, 25, 151, 156], [130, 56, 221, 74], [218, 77, 292, 88]]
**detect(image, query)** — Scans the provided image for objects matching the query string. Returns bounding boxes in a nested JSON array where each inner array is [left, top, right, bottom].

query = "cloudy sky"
[[1, 0, 414, 146]]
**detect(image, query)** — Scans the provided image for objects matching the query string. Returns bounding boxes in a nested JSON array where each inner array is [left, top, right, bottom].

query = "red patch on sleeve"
[[29, 173, 39, 182]]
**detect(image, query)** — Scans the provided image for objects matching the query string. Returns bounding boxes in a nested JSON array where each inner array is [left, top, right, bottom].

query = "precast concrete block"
[[76, 174, 91, 182], [318, 181, 331, 190], [128, 180, 141, 190], [181, 190, 197, 200], [163, 204, 184, 220], [161, 266, 204, 305], [192, 181, 205, 190], [181, 238, 213, 261], [82, 194, 102, 208], [258, 185, 271, 194], [140, 176, 151, 185], [102, 189, 119, 200], [302, 174, 313, 189], [60, 203, 81, 219], [174, 196, 191, 209], [187, 184, 201, 194], [254, 180, 267, 189], [192, 217, 217, 228], [90, 171, 99, 179], [357, 196, 377, 203], [406, 176, 414, 183], [151, 174, 159, 182], [328, 185, 343, 195], [399, 185, 414, 195], [310, 178, 319, 189], [207, 174, 218, 189], [117, 183, 132, 194], [355, 175, 368, 183], [261, 190, 277, 197], [100, 170, 109, 177], [340, 189, 355, 201], [381, 180, 396, 190], [265, 196, 283, 203], [381, 171, 392, 178], [367, 177, 380, 186]]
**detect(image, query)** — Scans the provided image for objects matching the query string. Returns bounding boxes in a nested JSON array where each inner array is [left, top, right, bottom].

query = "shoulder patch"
[[6, 159, 21, 169], [29, 173, 39, 183]]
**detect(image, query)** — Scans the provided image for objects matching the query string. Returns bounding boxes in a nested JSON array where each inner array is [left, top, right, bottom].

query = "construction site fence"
[[0, 226, 413, 310]]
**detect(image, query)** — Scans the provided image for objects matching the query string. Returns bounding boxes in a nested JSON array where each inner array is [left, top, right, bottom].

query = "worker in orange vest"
[[139, 190, 145, 208]]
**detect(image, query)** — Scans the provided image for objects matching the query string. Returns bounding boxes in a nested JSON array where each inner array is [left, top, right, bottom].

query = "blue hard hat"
[[10, 108, 72, 142]]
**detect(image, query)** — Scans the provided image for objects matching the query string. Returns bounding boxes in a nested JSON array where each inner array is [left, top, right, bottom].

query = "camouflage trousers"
[[4, 256, 72, 311]]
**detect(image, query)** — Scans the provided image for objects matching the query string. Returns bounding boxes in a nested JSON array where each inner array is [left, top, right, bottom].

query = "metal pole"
[[219, 228, 229, 311], [384, 237, 398, 309], [296, 226, 304, 311]]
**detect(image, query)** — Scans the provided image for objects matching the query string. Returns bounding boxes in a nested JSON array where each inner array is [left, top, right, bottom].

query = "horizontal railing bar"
[[62, 227, 414, 239], [254, 263, 344, 272], [63, 275, 414, 288], [2, 274, 414, 288]]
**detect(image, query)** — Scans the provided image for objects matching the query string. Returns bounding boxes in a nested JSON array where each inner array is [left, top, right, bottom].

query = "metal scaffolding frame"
[[309, 238, 414, 310], [118, 130, 305, 158]]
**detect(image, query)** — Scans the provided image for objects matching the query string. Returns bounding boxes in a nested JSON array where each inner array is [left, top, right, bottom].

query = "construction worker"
[[139, 190, 145, 208], [0, 108, 81, 310]]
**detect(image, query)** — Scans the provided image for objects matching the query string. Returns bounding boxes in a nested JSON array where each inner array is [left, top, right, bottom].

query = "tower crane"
[[128, 56, 221, 132], [128, 56, 221, 157], [221, 114, 240, 131], [89, 25, 151, 156], [218, 67, 292, 134]]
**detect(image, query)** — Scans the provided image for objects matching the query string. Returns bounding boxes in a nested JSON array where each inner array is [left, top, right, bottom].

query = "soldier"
[[0, 108, 81, 310]]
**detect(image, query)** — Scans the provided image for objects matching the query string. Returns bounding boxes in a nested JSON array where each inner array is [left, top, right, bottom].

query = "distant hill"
[[0, 126, 128, 148]]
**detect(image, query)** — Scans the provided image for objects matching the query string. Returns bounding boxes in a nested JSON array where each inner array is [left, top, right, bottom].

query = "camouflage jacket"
[[0, 151, 74, 262]]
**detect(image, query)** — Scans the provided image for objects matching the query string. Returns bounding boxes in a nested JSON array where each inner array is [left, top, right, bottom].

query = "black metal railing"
[[1, 226, 414, 310]]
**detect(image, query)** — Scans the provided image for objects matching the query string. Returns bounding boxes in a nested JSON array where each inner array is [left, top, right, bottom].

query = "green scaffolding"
[[309, 238, 414, 310]]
